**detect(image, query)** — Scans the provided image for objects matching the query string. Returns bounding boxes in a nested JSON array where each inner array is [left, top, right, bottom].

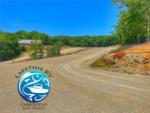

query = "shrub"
[[30, 44, 44, 60], [47, 46, 60, 57]]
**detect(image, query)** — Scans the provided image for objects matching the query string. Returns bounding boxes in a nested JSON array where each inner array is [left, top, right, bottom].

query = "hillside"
[[3, 47, 86, 63], [92, 43, 150, 76]]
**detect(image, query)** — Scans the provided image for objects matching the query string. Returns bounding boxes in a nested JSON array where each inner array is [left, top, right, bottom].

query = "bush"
[[0, 40, 24, 61], [31, 52, 44, 60], [30, 44, 44, 60], [47, 46, 60, 57]]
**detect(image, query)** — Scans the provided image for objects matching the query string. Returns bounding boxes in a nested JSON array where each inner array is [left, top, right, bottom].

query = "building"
[[18, 39, 41, 46]]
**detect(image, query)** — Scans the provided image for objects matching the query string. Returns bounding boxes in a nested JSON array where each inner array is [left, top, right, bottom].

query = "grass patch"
[[91, 46, 121, 69], [90, 59, 112, 68]]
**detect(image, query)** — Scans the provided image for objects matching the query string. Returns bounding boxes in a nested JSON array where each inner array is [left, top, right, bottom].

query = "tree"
[[112, 0, 150, 44], [46, 46, 60, 57], [31, 44, 44, 59], [0, 35, 24, 61]]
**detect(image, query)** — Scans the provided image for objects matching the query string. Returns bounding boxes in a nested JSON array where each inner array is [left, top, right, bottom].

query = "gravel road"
[[0, 47, 150, 113]]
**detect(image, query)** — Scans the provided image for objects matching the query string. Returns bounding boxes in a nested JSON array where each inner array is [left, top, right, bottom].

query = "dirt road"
[[0, 47, 150, 113]]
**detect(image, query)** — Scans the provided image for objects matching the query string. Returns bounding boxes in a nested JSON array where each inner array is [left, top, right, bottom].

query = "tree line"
[[112, 0, 150, 44], [0, 33, 24, 61], [0, 30, 118, 46], [0, 30, 117, 61]]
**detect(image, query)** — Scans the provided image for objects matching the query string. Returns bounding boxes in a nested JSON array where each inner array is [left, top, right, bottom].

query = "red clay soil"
[[105, 43, 150, 76], [113, 43, 150, 60]]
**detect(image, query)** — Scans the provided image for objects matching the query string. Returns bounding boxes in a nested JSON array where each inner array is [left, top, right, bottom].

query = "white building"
[[18, 39, 41, 46]]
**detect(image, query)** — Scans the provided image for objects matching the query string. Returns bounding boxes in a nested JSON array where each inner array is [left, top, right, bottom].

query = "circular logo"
[[17, 70, 50, 103]]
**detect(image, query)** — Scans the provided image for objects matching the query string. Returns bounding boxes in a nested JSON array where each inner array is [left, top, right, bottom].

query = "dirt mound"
[[101, 43, 150, 76]]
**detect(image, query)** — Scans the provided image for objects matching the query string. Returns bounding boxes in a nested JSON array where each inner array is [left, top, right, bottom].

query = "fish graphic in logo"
[[17, 70, 50, 103]]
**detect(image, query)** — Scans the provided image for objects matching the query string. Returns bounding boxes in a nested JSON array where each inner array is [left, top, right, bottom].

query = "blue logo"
[[17, 70, 50, 103]]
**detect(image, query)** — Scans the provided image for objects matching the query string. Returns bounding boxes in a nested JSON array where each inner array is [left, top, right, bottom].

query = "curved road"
[[0, 47, 150, 113]]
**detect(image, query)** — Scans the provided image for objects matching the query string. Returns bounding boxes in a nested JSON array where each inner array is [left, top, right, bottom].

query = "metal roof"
[[18, 39, 41, 44]]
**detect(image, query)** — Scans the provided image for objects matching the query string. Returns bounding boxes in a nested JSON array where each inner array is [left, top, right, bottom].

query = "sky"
[[0, 0, 119, 36]]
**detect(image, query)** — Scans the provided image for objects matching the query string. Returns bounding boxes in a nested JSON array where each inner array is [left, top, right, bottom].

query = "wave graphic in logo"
[[17, 70, 50, 103]]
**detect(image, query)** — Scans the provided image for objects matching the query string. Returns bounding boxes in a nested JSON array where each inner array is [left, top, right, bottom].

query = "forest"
[[0, 30, 117, 61], [112, 0, 150, 44]]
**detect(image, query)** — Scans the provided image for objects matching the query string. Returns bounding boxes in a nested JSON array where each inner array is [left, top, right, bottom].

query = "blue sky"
[[0, 0, 119, 35]]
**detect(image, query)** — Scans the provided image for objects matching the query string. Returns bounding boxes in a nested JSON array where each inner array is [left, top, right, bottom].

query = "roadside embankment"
[[91, 43, 150, 76]]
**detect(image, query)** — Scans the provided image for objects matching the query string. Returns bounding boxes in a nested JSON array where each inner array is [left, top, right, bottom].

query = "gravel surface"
[[0, 47, 150, 113]]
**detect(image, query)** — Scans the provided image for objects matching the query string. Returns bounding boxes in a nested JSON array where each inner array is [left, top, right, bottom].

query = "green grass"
[[90, 59, 112, 68]]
